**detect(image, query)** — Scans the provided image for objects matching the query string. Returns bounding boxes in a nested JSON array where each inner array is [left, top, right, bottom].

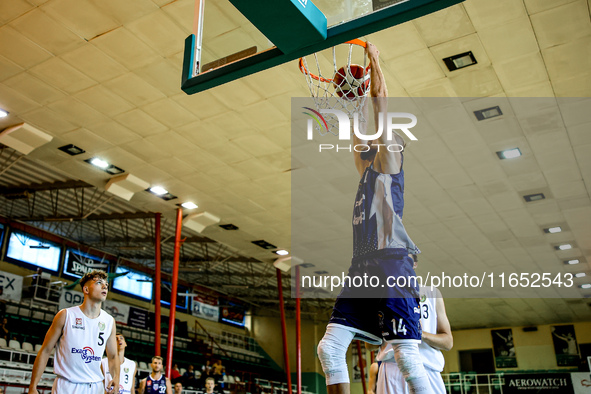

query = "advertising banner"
[[492, 328, 517, 368], [128, 306, 150, 330], [192, 293, 219, 322], [0, 270, 23, 302], [504, 373, 573, 394], [103, 299, 130, 325], [59, 289, 84, 310], [551, 325, 580, 367]]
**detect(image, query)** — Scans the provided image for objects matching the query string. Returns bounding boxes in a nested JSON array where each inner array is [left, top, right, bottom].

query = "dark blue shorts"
[[328, 250, 421, 344]]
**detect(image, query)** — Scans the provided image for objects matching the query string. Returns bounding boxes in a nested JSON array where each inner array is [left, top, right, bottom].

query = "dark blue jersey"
[[145, 374, 167, 394], [352, 162, 419, 258]]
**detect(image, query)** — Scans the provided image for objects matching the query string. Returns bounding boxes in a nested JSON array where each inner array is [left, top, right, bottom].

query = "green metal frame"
[[181, 0, 465, 95]]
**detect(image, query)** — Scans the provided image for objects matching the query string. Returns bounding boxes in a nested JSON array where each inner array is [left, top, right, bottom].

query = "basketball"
[[333, 64, 370, 100]]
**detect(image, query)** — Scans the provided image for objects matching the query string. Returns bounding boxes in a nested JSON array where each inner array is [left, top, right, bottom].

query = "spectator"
[[202, 360, 212, 378], [183, 364, 198, 388], [200, 360, 212, 387], [212, 360, 223, 382], [204, 377, 222, 394], [0, 317, 9, 341], [174, 382, 183, 394], [171, 363, 182, 384]]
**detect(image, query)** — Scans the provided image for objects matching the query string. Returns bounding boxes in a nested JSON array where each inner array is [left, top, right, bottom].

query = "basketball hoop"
[[299, 39, 371, 136]]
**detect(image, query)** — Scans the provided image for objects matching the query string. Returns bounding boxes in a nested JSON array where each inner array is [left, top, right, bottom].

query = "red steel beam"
[[166, 208, 183, 377], [154, 213, 162, 356], [276, 269, 292, 394], [295, 265, 301, 394]]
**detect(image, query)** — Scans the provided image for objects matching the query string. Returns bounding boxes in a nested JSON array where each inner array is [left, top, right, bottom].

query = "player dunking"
[[317, 42, 429, 394], [139, 356, 172, 394], [102, 333, 137, 394], [29, 270, 119, 394]]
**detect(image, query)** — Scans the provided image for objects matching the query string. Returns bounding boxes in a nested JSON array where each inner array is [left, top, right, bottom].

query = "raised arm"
[[166, 377, 173, 394], [131, 362, 138, 392], [552, 331, 568, 342], [352, 42, 402, 177], [421, 290, 453, 351], [367, 362, 379, 394], [494, 331, 507, 341], [105, 321, 120, 392], [29, 309, 66, 394]]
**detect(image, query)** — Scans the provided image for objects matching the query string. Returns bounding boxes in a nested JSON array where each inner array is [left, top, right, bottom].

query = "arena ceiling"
[[0, 0, 590, 328]]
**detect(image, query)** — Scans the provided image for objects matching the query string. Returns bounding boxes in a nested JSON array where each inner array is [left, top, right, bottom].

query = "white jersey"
[[418, 286, 444, 372], [377, 362, 446, 394], [376, 287, 447, 394], [102, 357, 135, 394], [375, 287, 445, 371], [54, 306, 114, 383]]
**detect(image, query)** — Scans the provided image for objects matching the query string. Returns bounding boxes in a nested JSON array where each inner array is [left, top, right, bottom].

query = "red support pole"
[[295, 265, 301, 394], [276, 269, 292, 394], [166, 208, 183, 378], [356, 341, 367, 394], [154, 213, 162, 357]]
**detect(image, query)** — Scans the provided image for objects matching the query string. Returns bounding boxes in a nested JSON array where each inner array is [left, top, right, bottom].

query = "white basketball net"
[[299, 41, 370, 136]]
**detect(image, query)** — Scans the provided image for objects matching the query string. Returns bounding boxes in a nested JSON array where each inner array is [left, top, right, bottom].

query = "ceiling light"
[[105, 165, 124, 175], [443, 51, 477, 71], [556, 244, 572, 251], [496, 148, 522, 160], [523, 193, 545, 202], [58, 144, 85, 156], [0, 109, 8, 118], [544, 226, 562, 234], [181, 202, 198, 209], [252, 240, 277, 250], [89, 158, 109, 169], [149, 186, 168, 195], [85, 158, 125, 176], [580, 284, 591, 289], [146, 186, 177, 201], [565, 259, 580, 265], [274, 250, 289, 256], [474, 106, 503, 121], [575, 273, 586, 278]]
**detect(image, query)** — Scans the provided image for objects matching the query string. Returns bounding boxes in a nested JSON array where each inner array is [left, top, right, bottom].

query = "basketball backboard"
[[181, 0, 465, 95]]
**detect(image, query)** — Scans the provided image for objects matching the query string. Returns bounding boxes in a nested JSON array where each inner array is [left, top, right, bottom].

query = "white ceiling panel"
[[0, 25, 53, 68], [10, 8, 85, 55], [413, 4, 475, 47], [41, 0, 119, 40], [529, 1, 591, 49]]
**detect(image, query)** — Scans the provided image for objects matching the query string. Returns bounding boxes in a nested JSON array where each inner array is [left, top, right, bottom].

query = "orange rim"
[[299, 39, 371, 83]]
